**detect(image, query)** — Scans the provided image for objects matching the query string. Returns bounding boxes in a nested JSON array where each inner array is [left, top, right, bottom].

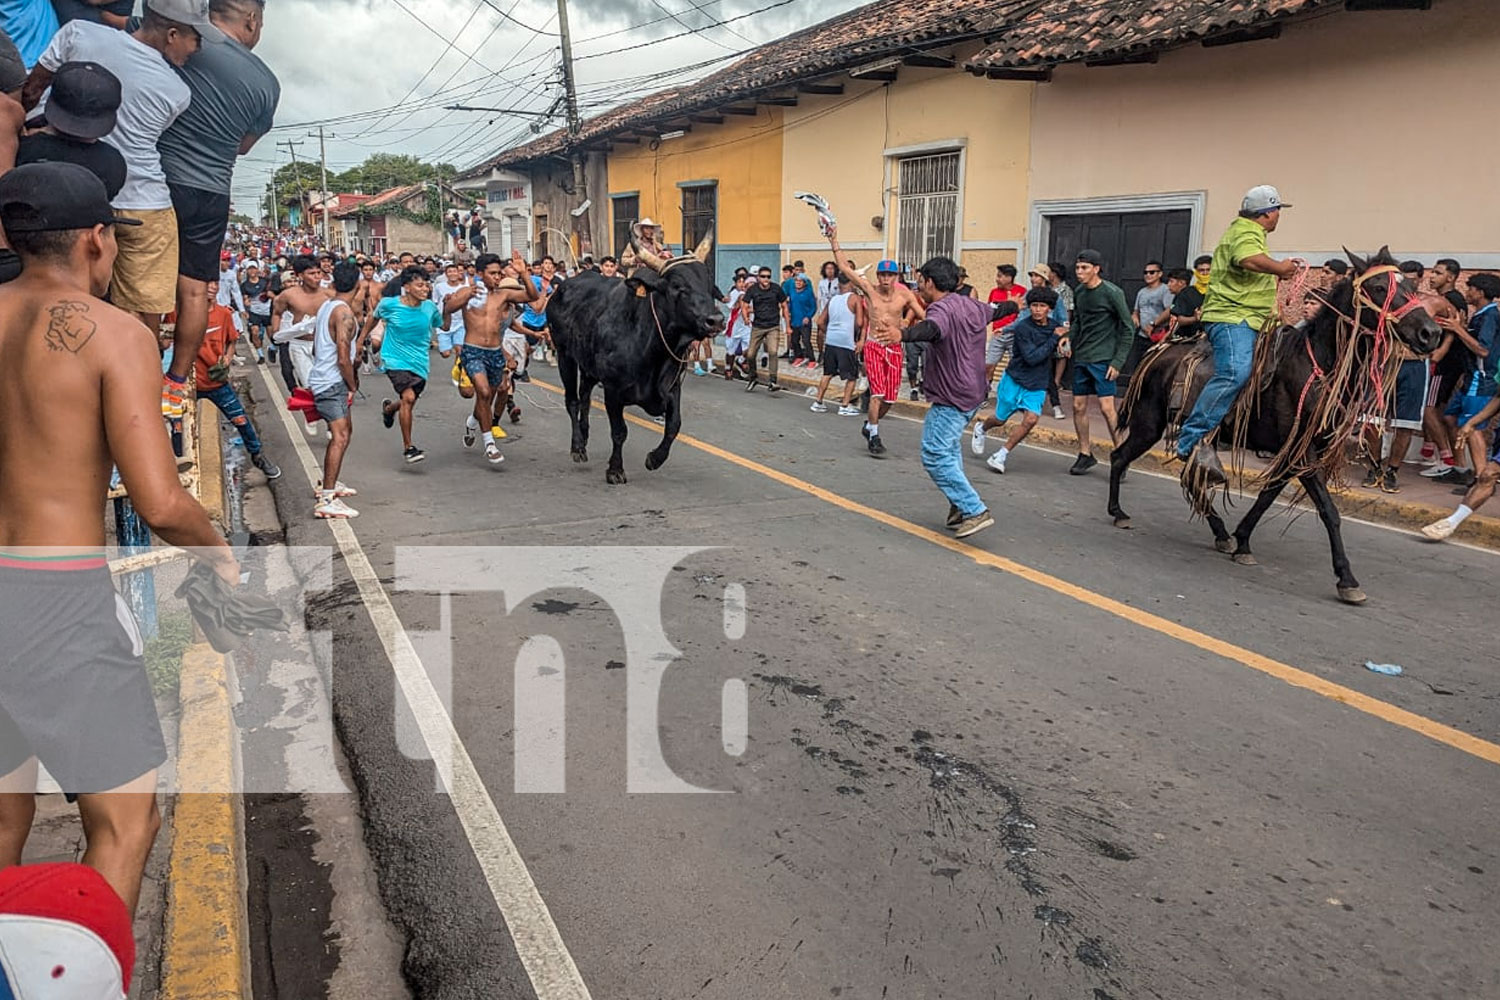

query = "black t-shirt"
[[15, 132, 127, 200], [1170, 285, 1205, 318], [1438, 288, 1476, 377], [241, 277, 272, 312], [742, 283, 787, 327]]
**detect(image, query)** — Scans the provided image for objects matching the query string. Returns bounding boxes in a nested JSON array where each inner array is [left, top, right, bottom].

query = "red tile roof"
[[467, 0, 1033, 173], [965, 0, 1344, 73]]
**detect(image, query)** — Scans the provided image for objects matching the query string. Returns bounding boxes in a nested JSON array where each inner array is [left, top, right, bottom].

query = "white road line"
[[249, 362, 592, 1000]]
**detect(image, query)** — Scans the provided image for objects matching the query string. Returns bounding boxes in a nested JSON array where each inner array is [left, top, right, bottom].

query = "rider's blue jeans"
[[1177, 320, 1256, 458]]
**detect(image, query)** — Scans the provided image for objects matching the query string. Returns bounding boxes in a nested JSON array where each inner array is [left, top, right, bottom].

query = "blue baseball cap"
[[876, 259, 899, 274]]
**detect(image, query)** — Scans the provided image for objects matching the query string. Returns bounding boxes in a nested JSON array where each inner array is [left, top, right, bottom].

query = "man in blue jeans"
[[1177, 185, 1302, 485], [873, 256, 994, 538]]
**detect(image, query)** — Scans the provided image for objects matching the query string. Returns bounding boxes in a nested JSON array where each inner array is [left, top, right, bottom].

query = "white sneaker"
[[809, 401, 828, 413], [485, 442, 505, 465], [837, 405, 860, 417], [986, 451, 1007, 474], [1421, 519, 1455, 541], [1419, 463, 1454, 478], [970, 420, 987, 456], [314, 496, 359, 519], [314, 480, 357, 498], [463, 419, 478, 448], [304, 420, 320, 437], [1052, 406, 1065, 420]]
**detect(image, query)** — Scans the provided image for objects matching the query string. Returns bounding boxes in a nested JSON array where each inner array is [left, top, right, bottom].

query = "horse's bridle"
[[1350, 265, 1426, 328]]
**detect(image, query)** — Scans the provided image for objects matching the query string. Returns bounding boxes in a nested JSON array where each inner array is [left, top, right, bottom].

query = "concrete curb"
[[197, 397, 226, 527], [766, 365, 1500, 550], [160, 643, 250, 1000]]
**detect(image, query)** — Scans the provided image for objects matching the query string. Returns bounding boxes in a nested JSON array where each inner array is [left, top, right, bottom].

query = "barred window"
[[896, 152, 960, 270]]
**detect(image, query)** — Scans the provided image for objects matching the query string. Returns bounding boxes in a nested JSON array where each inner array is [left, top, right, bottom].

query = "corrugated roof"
[[965, 0, 1344, 72], [467, 0, 1033, 174]]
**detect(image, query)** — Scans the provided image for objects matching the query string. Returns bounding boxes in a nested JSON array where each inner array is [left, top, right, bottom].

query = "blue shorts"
[[1445, 392, 1489, 425], [1072, 360, 1117, 398], [438, 327, 465, 353], [994, 374, 1046, 419], [460, 344, 510, 386], [1391, 359, 1430, 430]]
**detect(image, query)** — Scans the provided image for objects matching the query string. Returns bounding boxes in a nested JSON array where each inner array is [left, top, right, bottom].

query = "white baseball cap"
[[1241, 185, 1291, 215], [0, 864, 133, 1000]]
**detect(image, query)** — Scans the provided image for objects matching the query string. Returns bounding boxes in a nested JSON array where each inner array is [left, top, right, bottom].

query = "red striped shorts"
[[863, 341, 904, 400]]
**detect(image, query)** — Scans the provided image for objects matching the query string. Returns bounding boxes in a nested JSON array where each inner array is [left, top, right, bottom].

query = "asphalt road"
[[252, 359, 1499, 1000]]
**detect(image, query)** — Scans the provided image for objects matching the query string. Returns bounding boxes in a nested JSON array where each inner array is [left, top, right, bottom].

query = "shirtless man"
[[269, 255, 332, 399], [828, 223, 924, 456], [442, 250, 539, 464], [0, 162, 237, 914]]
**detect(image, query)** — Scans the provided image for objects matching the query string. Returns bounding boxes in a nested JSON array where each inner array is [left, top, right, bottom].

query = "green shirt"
[[1070, 279, 1135, 370], [1200, 217, 1277, 327]]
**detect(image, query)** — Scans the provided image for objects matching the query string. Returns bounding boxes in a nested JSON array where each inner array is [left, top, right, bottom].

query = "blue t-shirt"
[[375, 297, 439, 378], [520, 276, 547, 328], [1465, 302, 1499, 397], [788, 283, 818, 327], [1, 0, 60, 67]]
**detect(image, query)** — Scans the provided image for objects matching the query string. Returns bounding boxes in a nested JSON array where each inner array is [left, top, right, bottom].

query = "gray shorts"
[[0, 563, 165, 793], [985, 330, 1013, 366], [314, 387, 351, 423]]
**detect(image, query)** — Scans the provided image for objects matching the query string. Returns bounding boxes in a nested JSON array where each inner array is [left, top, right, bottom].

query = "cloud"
[[233, 0, 865, 218]]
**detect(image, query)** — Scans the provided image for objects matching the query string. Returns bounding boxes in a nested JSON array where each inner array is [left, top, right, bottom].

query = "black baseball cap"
[[1076, 249, 1104, 266], [47, 62, 122, 141], [0, 162, 140, 234]]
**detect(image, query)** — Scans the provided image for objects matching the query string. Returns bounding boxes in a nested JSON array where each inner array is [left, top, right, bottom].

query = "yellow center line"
[[529, 378, 1500, 768]]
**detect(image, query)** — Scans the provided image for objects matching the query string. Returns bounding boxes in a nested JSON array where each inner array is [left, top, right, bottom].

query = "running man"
[[268, 254, 331, 395], [0, 162, 238, 914], [441, 250, 540, 465], [741, 265, 790, 393], [828, 223, 924, 456], [808, 270, 865, 416], [239, 260, 271, 363], [970, 287, 1064, 474], [307, 262, 361, 517], [361, 266, 441, 464]]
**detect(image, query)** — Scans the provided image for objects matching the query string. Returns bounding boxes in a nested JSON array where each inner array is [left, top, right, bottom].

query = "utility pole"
[[269, 174, 279, 230], [277, 138, 306, 229], [311, 126, 332, 252], [555, 0, 592, 255]]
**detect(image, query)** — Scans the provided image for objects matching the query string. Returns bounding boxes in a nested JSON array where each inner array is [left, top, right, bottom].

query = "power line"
[[573, 0, 796, 60], [480, 0, 559, 34], [643, 0, 740, 54], [347, 0, 489, 140]]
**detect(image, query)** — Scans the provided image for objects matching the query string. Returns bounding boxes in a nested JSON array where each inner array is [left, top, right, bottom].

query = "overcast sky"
[[233, 0, 867, 219]]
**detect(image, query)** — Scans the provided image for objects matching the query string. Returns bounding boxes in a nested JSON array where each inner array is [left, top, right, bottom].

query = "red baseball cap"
[[0, 863, 133, 997]]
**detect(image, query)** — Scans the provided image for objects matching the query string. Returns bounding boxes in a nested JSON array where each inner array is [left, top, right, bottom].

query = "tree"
[[261, 154, 459, 227]]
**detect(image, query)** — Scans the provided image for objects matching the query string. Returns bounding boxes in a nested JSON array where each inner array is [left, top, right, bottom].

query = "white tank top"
[[308, 299, 354, 394], [824, 292, 857, 350]]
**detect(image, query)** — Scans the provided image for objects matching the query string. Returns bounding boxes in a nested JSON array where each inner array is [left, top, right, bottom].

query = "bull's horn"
[[692, 226, 715, 263], [631, 239, 669, 272]]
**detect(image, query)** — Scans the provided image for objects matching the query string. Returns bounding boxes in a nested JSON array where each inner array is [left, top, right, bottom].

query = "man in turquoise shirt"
[[1177, 185, 1301, 484], [360, 267, 441, 464]]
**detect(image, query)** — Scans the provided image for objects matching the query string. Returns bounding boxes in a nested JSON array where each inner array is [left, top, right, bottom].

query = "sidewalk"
[[755, 360, 1500, 550]]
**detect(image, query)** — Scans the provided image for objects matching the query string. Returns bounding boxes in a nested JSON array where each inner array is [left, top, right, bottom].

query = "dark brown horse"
[[1108, 249, 1443, 603]]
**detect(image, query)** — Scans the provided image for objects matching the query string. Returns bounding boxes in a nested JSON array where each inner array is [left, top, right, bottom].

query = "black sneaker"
[[252, 453, 281, 480], [767, 381, 783, 394], [868, 434, 886, 457], [404, 446, 425, 464], [514, 370, 531, 383], [908, 388, 919, 401], [861, 424, 871, 441], [1362, 466, 1381, 488], [1069, 453, 1098, 475], [1435, 467, 1473, 485], [382, 398, 395, 429], [1380, 468, 1401, 494], [945, 504, 962, 529], [744, 377, 759, 393]]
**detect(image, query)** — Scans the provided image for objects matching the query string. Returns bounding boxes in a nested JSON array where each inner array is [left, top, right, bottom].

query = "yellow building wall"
[[605, 109, 785, 249], [1028, 0, 1500, 259], [780, 56, 1034, 280]]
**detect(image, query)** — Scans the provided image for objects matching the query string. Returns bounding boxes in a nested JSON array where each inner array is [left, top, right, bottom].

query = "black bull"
[[546, 259, 721, 484]]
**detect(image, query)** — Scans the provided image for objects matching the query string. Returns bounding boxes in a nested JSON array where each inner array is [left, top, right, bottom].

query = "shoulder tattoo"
[[44, 301, 98, 354]]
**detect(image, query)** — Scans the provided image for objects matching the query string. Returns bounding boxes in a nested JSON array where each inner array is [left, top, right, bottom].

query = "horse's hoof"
[[1215, 537, 1237, 554], [571, 449, 588, 464], [1338, 587, 1367, 605], [1112, 516, 1132, 529], [1232, 552, 1258, 566], [606, 468, 627, 485], [644, 452, 664, 471]]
